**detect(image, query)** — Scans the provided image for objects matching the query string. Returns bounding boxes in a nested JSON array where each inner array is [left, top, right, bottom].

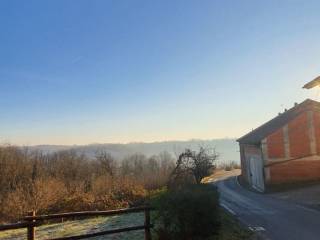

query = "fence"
[[0, 206, 153, 240]]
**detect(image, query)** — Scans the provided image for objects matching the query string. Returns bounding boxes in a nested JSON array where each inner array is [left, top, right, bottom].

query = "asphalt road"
[[216, 177, 320, 240]]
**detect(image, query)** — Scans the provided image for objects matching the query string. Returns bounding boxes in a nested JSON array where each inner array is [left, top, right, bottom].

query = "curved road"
[[216, 177, 320, 240]]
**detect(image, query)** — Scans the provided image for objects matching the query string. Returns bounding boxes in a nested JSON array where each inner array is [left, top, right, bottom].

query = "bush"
[[152, 184, 220, 240]]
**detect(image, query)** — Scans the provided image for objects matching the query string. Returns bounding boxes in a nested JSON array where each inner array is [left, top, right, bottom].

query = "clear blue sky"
[[1, 0, 320, 145]]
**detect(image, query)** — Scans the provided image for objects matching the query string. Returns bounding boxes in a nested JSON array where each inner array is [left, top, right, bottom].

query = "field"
[[0, 213, 144, 240]]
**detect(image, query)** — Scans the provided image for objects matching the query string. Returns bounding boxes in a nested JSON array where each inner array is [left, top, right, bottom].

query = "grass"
[[0, 213, 144, 240], [0, 208, 252, 240], [218, 209, 253, 240]]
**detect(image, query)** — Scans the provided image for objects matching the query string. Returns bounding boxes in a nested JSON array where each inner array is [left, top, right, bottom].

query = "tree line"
[[0, 145, 175, 223]]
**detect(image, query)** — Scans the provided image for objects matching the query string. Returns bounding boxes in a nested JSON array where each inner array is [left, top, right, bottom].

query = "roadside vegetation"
[[150, 148, 251, 240]]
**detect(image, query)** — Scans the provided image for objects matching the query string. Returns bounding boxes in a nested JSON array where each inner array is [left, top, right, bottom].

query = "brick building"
[[237, 99, 320, 192]]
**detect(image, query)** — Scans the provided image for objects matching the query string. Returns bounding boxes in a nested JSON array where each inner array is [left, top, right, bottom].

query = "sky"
[[1, 0, 320, 145]]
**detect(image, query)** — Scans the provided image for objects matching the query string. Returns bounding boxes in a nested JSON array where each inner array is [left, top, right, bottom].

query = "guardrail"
[[0, 206, 153, 240]]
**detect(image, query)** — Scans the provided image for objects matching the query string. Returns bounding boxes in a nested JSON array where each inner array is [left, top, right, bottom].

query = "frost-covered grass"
[[0, 207, 252, 240], [0, 212, 144, 240]]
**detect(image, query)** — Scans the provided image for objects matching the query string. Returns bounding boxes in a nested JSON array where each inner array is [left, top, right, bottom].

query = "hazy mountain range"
[[28, 139, 240, 164]]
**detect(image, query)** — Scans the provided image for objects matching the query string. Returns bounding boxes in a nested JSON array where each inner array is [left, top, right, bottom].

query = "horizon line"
[[1, 137, 238, 147]]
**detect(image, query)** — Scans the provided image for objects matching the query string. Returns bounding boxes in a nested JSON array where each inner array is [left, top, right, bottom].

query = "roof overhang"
[[303, 76, 320, 89]]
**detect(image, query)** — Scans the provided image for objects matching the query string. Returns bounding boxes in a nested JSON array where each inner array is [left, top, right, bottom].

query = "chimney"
[[294, 102, 298, 107]]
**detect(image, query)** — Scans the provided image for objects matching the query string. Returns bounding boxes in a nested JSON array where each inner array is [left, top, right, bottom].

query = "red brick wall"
[[313, 111, 320, 154], [267, 128, 285, 158], [269, 159, 320, 184], [288, 112, 310, 158]]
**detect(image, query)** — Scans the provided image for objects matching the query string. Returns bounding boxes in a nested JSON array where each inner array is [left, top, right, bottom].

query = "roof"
[[237, 99, 320, 145], [303, 76, 320, 89]]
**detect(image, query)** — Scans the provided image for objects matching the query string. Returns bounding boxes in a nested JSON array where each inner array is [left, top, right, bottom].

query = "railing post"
[[27, 210, 35, 240], [144, 207, 151, 240]]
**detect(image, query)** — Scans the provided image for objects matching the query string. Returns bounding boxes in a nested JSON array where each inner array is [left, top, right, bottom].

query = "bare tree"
[[170, 147, 218, 185], [95, 151, 116, 177]]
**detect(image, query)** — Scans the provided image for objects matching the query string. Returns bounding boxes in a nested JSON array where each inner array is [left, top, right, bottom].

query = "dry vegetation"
[[0, 145, 252, 240], [218, 161, 241, 171], [0, 145, 175, 223]]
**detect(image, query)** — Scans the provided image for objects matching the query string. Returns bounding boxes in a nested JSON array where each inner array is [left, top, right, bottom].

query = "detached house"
[[237, 99, 320, 192]]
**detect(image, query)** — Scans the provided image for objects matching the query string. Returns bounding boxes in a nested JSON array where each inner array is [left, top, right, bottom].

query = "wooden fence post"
[[27, 210, 35, 240], [144, 208, 151, 240]]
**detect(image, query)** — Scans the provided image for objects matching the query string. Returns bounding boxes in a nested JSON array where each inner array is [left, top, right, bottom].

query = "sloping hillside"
[[28, 139, 239, 164]]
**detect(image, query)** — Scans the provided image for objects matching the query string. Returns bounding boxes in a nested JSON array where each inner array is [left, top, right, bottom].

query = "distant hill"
[[29, 139, 239, 164]]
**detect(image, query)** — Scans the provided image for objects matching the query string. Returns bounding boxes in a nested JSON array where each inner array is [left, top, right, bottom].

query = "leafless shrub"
[[169, 147, 218, 186]]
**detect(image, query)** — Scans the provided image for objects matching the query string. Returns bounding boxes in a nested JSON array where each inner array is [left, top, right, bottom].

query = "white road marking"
[[249, 226, 266, 232], [254, 226, 266, 231], [221, 203, 236, 215]]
